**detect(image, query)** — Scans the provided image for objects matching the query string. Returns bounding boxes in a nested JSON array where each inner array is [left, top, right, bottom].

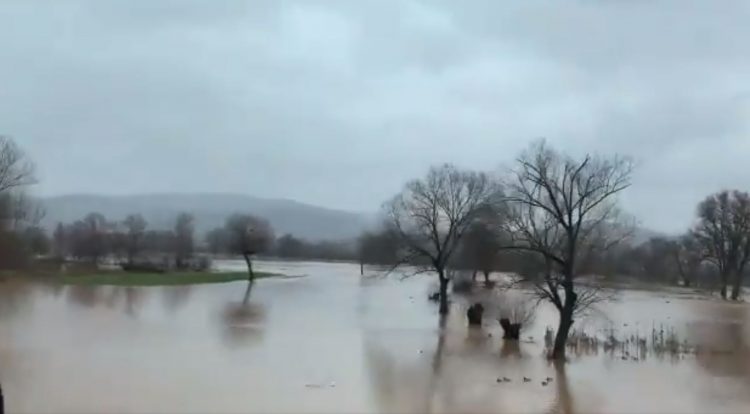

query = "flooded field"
[[0, 260, 748, 413]]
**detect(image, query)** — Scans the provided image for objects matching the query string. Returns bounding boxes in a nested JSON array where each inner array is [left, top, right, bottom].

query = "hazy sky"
[[2, 1, 750, 233]]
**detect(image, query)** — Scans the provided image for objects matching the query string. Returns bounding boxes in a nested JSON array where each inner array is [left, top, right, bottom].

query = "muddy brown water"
[[0, 260, 748, 413]]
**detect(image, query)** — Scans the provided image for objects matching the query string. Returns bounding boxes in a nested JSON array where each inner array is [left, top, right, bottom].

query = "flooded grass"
[[549, 323, 706, 360], [58, 270, 276, 286]]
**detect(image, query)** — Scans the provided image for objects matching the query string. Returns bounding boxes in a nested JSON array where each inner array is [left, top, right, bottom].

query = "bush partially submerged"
[[495, 293, 537, 340]]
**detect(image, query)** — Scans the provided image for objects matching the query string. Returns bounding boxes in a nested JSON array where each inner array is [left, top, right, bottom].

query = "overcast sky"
[[2, 0, 750, 233]]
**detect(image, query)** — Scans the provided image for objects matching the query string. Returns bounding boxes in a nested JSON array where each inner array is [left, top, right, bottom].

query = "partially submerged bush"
[[496, 293, 537, 340]]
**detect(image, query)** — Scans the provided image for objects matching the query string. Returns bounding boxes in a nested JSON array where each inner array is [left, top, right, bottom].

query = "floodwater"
[[0, 260, 748, 413]]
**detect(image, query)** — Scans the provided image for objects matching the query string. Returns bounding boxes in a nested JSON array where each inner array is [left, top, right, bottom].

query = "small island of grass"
[[59, 271, 277, 286]]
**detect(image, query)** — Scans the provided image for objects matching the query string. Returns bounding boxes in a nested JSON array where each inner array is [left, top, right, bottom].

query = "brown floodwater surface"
[[0, 260, 748, 413]]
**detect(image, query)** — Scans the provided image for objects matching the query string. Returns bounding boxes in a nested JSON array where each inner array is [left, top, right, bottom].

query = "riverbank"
[[58, 270, 275, 286]]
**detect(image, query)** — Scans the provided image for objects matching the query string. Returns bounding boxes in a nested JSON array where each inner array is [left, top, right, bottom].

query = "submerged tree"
[[496, 293, 537, 340], [692, 190, 750, 300], [386, 164, 500, 315], [224, 214, 274, 281], [503, 140, 633, 360]]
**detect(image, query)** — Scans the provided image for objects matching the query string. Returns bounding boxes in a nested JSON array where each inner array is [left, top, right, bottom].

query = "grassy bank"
[[58, 271, 276, 286]]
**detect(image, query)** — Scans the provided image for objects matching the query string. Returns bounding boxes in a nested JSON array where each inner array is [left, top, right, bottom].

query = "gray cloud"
[[2, 0, 750, 233]]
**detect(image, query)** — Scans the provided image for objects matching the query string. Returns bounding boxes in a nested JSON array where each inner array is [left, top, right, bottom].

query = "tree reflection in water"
[[548, 360, 574, 414], [65, 285, 147, 317], [363, 314, 560, 414], [220, 281, 266, 347], [693, 303, 750, 383]]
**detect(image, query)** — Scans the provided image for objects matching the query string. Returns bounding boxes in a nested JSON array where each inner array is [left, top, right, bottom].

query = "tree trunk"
[[242, 252, 255, 282], [731, 271, 744, 301], [720, 271, 729, 299], [551, 307, 573, 360], [551, 285, 577, 360], [438, 270, 449, 315]]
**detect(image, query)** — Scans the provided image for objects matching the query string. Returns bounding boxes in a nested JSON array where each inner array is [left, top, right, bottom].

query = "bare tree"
[[123, 214, 147, 265], [502, 140, 633, 360], [459, 220, 502, 283], [0, 136, 35, 194], [173, 213, 194, 269], [21, 226, 49, 256], [692, 190, 750, 300], [224, 214, 274, 281], [0, 137, 38, 269], [69, 212, 109, 264], [673, 233, 703, 288], [0, 191, 44, 231], [385, 164, 501, 315]]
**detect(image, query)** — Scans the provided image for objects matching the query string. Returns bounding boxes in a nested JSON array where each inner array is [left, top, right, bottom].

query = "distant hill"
[[40, 193, 375, 241]]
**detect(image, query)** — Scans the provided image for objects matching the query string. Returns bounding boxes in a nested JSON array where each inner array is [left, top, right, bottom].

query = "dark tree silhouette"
[[0, 136, 35, 193], [123, 214, 147, 265], [69, 212, 109, 264], [503, 140, 633, 360], [173, 213, 194, 269], [692, 190, 750, 300], [386, 164, 501, 315], [224, 214, 274, 281], [674, 233, 703, 288], [459, 219, 502, 283]]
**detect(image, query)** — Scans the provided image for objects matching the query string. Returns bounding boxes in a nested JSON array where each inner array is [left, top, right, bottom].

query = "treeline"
[[356, 213, 739, 293], [48, 210, 362, 266], [4, 132, 749, 302], [355, 142, 750, 307], [51, 212, 203, 269]]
